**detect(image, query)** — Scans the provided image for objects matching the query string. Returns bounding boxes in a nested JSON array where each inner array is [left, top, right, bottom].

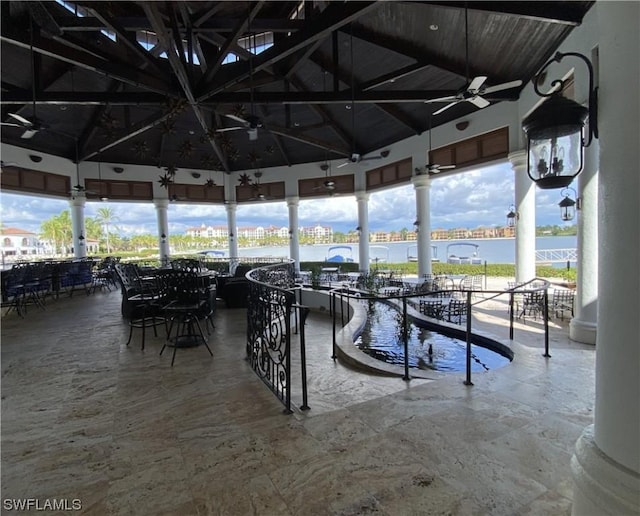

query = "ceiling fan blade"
[[224, 114, 249, 125], [336, 160, 351, 169], [482, 79, 523, 95], [468, 96, 490, 109], [215, 127, 244, 133], [8, 113, 32, 126], [21, 128, 38, 139], [0, 122, 23, 128], [468, 76, 488, 92], [424, 95, 457, 104], [433, 101, 457, 116]]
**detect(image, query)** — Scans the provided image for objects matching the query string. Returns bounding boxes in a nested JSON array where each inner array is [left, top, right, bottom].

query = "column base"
[[571, 425, 640, 515], [569, 318, 597, 345]]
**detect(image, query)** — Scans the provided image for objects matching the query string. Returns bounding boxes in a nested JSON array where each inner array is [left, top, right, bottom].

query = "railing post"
[[331, 292, 337, 360], [298, 305, 311, 411], [543, 287, 551, 357], [284, 304, 292, 414], [464, 290, 474, 386], [509, 291, 515, 340], [402, 296, 410, 381]]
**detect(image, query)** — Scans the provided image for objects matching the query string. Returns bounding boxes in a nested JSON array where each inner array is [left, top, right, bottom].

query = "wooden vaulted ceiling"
[[1, 1, 595, 179]]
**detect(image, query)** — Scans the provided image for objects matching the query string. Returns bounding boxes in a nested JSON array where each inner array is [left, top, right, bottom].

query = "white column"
[[571, 3, 640, 514], [570, 138, 598, 344], [412, 174, 432, 277], [226, 202, 238, 258], [510, 150, 536, 282], [287, 196, 300, 272], [69, 194, 87, 259], [355, 191, 369, 273], [154, 199, 170, 265]]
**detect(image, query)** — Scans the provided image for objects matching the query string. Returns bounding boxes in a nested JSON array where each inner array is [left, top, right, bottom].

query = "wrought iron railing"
[[245, 260, 309, 413]]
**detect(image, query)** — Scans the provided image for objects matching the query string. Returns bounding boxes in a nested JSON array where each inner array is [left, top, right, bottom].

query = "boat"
[[326, 245, 354, 263], [198, 250, 226, 258], [369, 245, 389, 264], [446, 243, 482, 265], [407, 245, 439, 262]]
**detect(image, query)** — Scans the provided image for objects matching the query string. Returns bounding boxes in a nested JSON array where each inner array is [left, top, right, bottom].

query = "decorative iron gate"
[[246, 261, 298, 413]]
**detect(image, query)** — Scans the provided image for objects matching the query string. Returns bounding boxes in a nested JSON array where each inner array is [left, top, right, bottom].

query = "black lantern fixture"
[[78, 233, 85, 246], [522, 52, 598, 189], [160, 232, 167, 244], [559, 187, 579, 221], [506, 205, 518, 228]]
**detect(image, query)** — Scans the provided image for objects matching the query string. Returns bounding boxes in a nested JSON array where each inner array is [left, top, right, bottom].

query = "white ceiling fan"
[[423, 112, 456, 175], [313, 163, 338, 193], [215, 15, 263, 141], [426, 6, 522, 116]]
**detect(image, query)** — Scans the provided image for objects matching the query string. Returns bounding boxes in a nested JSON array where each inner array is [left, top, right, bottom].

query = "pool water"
[[354, 301, 511, 373]]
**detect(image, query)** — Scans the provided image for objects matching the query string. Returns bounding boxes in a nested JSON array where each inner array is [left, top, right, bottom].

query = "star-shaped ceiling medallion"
[[204, 178, 216, 188], [238, 173, 252, 187], [132, 140, 150, 158], [158, 173, 174, 189], [178, 140, 194, 158], [165, 165, 178, 177], [160, 119, 176, 135], [264, 145, 275, 155], [228, 148, 240, 162], [200, 154, 215, 168]]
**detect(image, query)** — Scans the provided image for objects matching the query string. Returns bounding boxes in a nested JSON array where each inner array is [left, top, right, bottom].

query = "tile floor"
[[1, 280, 595, 515]]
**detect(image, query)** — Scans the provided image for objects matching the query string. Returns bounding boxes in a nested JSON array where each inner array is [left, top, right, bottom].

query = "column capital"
[[355, 190, 369, 202], [508, 149, 528, 170], [153, 198, 169, 209], [286, 196, 299, 207], [411, 174, 431, 189], [69, 194, 86, 207], [225, 201, 237, 213]]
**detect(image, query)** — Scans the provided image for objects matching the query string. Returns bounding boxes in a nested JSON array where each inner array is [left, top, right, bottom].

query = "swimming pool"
[[354, 300, 512, 373]]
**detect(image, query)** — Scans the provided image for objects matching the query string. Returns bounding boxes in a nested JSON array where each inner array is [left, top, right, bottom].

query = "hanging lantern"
[[522, 51, 598, 190], [506, 205, 517, 227], [559, 187, 579, 221]]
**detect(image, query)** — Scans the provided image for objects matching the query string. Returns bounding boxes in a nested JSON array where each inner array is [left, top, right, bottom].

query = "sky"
[[0, 161, 574, 237]]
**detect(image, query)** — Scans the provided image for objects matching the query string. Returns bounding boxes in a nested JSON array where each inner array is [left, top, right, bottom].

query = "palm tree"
[[95, 207, 119, 254], [40, 210, 73, 255]]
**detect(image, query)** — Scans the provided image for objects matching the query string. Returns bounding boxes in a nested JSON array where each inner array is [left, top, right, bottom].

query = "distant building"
[[1, 227, 46, 258]]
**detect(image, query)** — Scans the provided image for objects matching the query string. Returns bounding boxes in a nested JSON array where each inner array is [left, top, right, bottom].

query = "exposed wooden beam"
[[142, 2, 230, 172], [197, 2, 379, 102], [0, 30, 174, 96]]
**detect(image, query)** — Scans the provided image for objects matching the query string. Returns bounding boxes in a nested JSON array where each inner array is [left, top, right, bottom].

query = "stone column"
[[570, 138, 599, 344], [412, 174, 432, 277], [510, 150, 536, 282], [69, 194, 87, 259], [226, 202, 238, 259], [571, 3, 640, 514], [154, 198, 170, 265], [287, 196, 300, 272], [355, 191, 369, 273]]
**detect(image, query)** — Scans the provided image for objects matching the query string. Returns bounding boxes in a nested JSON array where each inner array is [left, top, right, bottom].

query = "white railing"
[[535, 248, 577, 263]]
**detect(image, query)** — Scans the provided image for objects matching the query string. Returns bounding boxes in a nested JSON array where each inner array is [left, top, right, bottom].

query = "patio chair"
[[552, 289, 575, 320], [114, 263, 166, 350]]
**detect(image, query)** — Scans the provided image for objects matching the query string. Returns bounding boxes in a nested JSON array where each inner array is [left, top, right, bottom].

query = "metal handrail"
[[328, 277, 552, 385]]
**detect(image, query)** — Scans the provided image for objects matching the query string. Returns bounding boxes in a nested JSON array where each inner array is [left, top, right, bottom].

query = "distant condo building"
[[185, 223, 514, 242], [185, 223, 332, 243]]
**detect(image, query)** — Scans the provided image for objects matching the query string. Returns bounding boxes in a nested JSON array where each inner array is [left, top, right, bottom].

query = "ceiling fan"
[[426, 6, 522, 116], [1, 17, 49, 139], [337, 28, 390, 169], [313, 163, 339, 193], [248, 171, 270, 201], [423, 111, 456, 175], [69, 139, 97, 196], [216, 16, 263, 141]]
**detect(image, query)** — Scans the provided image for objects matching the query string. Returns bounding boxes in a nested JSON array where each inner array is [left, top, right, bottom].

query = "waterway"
[[235, 235, 578, 264]]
